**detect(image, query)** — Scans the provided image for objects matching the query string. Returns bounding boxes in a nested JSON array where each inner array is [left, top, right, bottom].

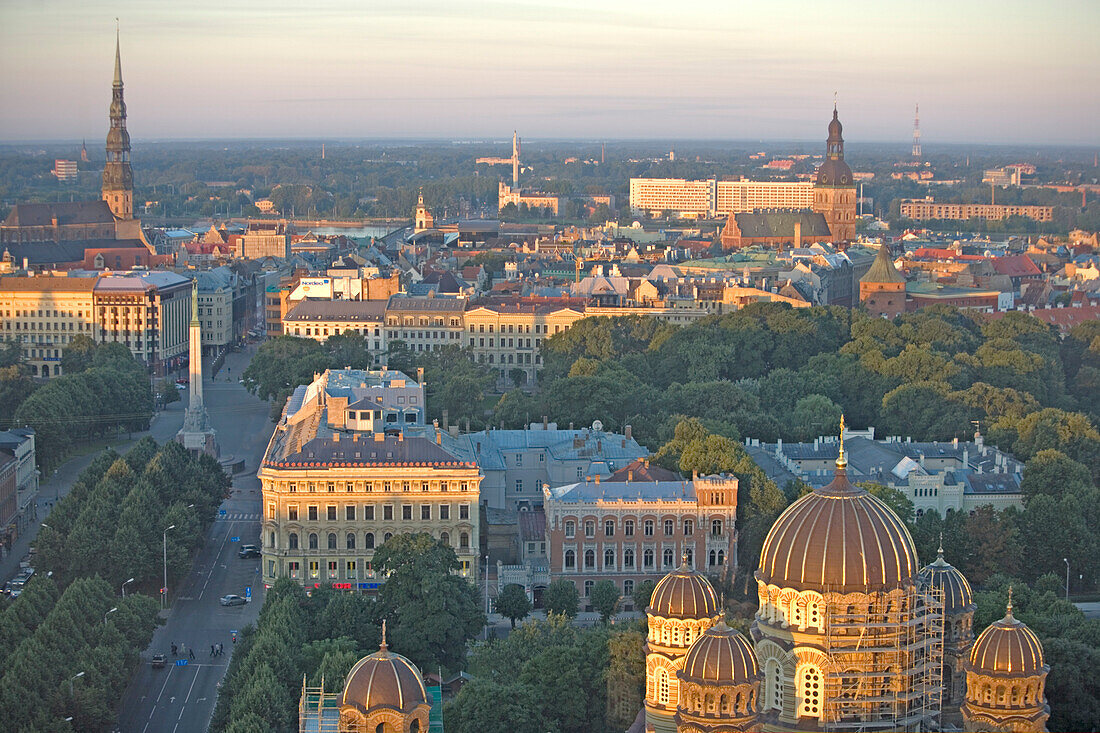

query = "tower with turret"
[[811, 106, 857, 244], [102, 30, 133, 221]]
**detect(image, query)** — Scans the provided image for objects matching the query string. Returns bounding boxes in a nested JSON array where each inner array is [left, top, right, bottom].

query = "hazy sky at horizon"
[[1, 0, 1097, 145]]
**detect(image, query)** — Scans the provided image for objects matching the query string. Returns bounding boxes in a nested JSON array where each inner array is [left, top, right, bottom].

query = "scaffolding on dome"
[[821, 585, 944, 733], [298, 679, 341, 733]]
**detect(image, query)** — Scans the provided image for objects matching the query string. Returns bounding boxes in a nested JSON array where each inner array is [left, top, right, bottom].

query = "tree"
[[543, 579, 579, 619], [590, 580, 620, 624], [496, 584, 532, 629], [859, 482, 915, 524], [605, 630, 646, 730], [1020, 450, 1093, 504], [60, 334, 98, 375], [632, 579, 657, 613], [789, 394, 843, 442], [444, 680, 549, 733]]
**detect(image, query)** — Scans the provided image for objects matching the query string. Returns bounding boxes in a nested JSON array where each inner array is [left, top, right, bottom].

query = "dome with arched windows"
[[680, 622, 759, 685], [757, 466, 918, 595], [970, 606, 1045, 676], [341, 638, 427, 716], [917, 546, 974, 614], [649, 561, 720, 620]]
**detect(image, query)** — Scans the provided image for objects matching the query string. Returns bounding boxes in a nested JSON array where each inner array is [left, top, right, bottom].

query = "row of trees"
[[212, 533, 484, 732], [3, 337, 154, 471]]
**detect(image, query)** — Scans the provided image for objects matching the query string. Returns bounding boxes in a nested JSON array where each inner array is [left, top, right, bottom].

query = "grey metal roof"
[[547, 479, 695, 504], [284, 300, 387, 322]]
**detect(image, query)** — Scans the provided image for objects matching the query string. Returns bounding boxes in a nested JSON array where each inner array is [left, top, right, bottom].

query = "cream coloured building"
[[0, 275, 97, 378], [384, 295, 466, 353], [464, 304, 585, 382], [630, 178, 815, 219], [259, 371, 481, 590]]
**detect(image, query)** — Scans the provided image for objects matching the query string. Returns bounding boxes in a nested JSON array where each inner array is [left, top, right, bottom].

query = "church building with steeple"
[[102, 30, 134, 222]]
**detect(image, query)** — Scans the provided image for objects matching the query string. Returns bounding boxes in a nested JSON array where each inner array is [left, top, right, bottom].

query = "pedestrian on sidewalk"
[[211, 644, 215, 656], [171, 643, 177, 656], [189, 647, 195, 660]]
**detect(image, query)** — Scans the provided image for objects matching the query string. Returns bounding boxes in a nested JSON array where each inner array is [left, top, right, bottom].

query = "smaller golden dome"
[[970, 595, 1045, 676], [680, 621, 759, 685], [917, 545, 974, 614], [648, 559, 719, 620], [341, 626, 427, 715]]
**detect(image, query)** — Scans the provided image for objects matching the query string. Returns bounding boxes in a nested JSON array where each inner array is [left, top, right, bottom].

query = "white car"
[[219, 594, 246, 606]]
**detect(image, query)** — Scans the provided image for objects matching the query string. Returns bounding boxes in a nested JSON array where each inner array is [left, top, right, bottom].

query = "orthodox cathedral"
[[642, 420, 1050, 733]]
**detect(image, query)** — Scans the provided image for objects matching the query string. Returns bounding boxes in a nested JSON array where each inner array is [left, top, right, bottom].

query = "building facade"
[[384, 295, 466, 353], [543, 474, 738, 610], [102, 33, 133, 221], [630, 178, 816, 219], [900, 197, 1054, 223], [0, 275, 97, 377], [859, 243, 906, 318], [94, 272, 191, 375], [464, 303, 585, 382], [283, 300, 387, 357]]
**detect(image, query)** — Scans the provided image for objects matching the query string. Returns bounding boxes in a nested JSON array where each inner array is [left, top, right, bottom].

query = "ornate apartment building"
[[543, 473, 738, 609], [383, 295, 466, 353], [259, 369, 481, 590]]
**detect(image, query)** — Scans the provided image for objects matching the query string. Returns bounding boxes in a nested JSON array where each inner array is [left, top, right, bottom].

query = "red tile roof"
[[992, 254, 1041, 278]]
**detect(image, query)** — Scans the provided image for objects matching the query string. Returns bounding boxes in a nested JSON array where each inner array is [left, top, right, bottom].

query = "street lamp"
[[1064, 558, 1070, 601], [69, 671, 84, 696], [162, 525, 176, 609], [104, 607, 118, 625], [483, 554, 489, 641], [122, 578, 134, 598]]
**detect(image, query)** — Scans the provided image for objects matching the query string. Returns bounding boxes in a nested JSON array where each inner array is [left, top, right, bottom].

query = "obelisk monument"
[[176, 283, 218, 456]]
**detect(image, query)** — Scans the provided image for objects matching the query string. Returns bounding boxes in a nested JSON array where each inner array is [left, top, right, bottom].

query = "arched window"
[[717, 550, 725, 565], [657, 668, 670, 705], [797, 665, 822, 719], [643, 549, 654, 568], [765, 659, 784, 711], [584, 549, 595, 569], [624, 548, 635, 568], [684, 547, 693, 568], [663, 548, 674, 568], [712, 518, 723, 535], [269, 531, 276, 548], [288, 532, 299, 550], [440, 531, 449, 546], [308, 532, 319, 550], [328, 533, 337, 550], [604, 548, 615, 568], [384, 532, 393, 543], [365, 532, 375, 549], [564, 549, 576, 569], [709, 550, 717, 566], [346, 533, 356, 550]]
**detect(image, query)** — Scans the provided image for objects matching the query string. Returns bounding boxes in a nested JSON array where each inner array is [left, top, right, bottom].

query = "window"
[[584, 549, 595, 569], [418, 504, 430, 520], [328, 533, 337, 550], [267, 503, 276, 520], [328, 561, 338, 579], [309, 533, 319, 550], [712, 518, 723, 536], [421, 482, 430, 492], [798, 665, 822, 719], [269, 531, 276, 548], [643, 549, 655, 569], [565, 521, 575, 538], [584, 520, 595, 538], [564, 549, 575, 569], [346, 505, 356, 521], [765, 660, 784, 711], [624, 579, 634, 596], [460, 532, 469, 549], [309, 561, 319, 578], [327, 482, 335, 493], [439, 531, 450, 545], [288, 505, 299, 521], [583, 580, 594, 597], [346, 482, 354, 492], [644, 520, 654, 537], [460, 504, 470, 520], [663, 548, 674, 568], [624, 548, 635, 568], [346, 533, 356, 550], [346, 560, 357, 579], [684, 519, 693, 536], [288, 561, 300, 579], [604, 519, 615, 537], [515, 478, 523, 493], [440, 504, 450, 520], [384, 532, 393, 543], [327, 505, 337, 521], [604, 548, 615, 568], [308, 505, 318, 521], [365, 506, 375, 520], [684, 547, 693, 568], [384, 505, 393, 521], [657, 668, 670, 705], [624, 519, 634, 537], [664, 519, 674, 536], [288, 532, 299, 549], [402, 505, 413, 521], [365, 532, 375, 549]]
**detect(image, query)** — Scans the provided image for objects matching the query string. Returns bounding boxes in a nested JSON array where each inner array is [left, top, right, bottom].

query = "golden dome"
[[970, 598, 1045, 676], [680, 621, 759, 685], [341, 630, 427, 715], [757, 467, 919, 594], [648, 560, 720, 620], [917, 545, 974, 614]]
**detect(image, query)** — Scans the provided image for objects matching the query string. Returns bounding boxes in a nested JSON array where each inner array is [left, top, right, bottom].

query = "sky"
[[0, 0, 1097, 145]]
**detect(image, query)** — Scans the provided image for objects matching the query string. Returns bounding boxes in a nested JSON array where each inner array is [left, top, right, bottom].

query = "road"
[[116, 345, 273, 733]]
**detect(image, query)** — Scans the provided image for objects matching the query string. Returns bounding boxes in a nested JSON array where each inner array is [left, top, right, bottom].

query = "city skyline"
[[1, 1, 1098, 145]]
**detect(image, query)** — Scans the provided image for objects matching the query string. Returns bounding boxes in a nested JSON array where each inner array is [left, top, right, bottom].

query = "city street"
[[116, 345, 273, 733]]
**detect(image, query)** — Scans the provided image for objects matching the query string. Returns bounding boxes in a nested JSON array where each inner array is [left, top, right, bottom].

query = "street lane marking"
[[154, 664, 175, 703]]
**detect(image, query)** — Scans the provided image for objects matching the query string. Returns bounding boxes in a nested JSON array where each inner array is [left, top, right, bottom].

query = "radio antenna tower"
[[912, 104, 922, 159]]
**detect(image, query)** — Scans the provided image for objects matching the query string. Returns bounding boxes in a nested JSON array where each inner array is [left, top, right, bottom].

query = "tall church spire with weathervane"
[[102, 24, 134, 220]]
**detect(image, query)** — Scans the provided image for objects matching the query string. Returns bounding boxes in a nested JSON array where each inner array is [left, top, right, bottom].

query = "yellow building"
[[629, 178, 816, 219], [900, 197, 1054, 223], [463, 304, 585, 382], [259, 373, 482, 591], [384, 296, 466, 353], [0, 276, 97, 378]]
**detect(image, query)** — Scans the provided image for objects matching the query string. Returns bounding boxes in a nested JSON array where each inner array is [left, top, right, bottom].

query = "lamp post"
[[162, 525, 176, 609], [104, 607, 118, 625], [483, 554, 490, 641], [1064, 558, 1070, 601], [122, 578, 134, 598], [69, 671, 84, 696]]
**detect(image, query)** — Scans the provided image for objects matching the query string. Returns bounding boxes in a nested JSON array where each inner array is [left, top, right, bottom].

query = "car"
[[175, 383, 187, 390], [238, 545, 261, 559], [151, 654, 167, 669], [175, 378, 188, 385], [220, 594, 246, 606]]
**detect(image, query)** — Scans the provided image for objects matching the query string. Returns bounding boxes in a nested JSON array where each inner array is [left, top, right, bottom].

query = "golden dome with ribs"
[[648, 561, 720, 620], [917, 546, 974, 614], [757, 466, 919, 594], [680, 621, 759, 685], [970, 601, 1046, 676], [341, 632, 427, 715]]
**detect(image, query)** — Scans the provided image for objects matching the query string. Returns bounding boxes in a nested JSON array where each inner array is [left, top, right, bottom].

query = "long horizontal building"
[[900, 197, 1054, 223], [629, 178, 815, 218]]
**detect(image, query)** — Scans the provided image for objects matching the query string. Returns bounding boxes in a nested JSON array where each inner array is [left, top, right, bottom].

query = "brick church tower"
[[812, 106, 857, 244], [860, 243, 907, 318], [102, 31, 133, 221]]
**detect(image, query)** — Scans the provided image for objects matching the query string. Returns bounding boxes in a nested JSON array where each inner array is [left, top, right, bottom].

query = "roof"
[[284, 300, 387, 322], [3, 200, 116, 227], [648, 563, 720, 620], [861, 244, 906, 284], [341, 644, 428, 715], [2, 239, 146, 267], [970, 608, 1046, 676], [94, 271, 191, 293], [607, 458, 680, 482], [518, 509, 546, 541], [917, 549, 974, 614], [547, 478, 694, 504], [992, 254, 1041, 278], [0, 275, 97, 292], [385, 295, 467, 312], [732, 210, 831, 239], [679, 622, 759, 686]]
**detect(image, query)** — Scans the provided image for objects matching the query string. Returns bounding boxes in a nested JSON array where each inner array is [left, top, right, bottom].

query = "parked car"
[[151, 654, 167, 669], [238, 545, 261, 559], [220, 594, 246, 606]]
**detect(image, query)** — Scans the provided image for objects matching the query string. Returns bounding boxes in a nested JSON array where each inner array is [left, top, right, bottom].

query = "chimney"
[[465, 418, 471, 433], [543, 415, 549, 430], [628, 469, 634, 482], [794, 220, 802, 250], [374, 432, 385, 442], [442, 409, 449, 430], [352, 433, 359, 442], [644, 458, 650, 469], [398, 431, 404, 442], [625, 424, 632, 441], [417, 367, 424, 384], [332, 432, 340, 443], [569, 422, 574, 430], [595, 474, 600, 485], [436, 429, 442, 446], [597, 439, 602, 454]]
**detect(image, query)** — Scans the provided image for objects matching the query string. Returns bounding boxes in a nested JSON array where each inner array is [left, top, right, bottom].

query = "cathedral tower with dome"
[[812, 106, 857, 243]]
